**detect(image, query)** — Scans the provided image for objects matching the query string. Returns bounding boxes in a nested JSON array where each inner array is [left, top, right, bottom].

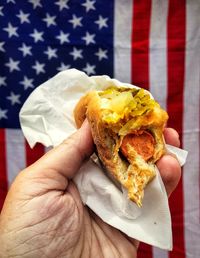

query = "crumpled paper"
[[19, 69, 187, 250]]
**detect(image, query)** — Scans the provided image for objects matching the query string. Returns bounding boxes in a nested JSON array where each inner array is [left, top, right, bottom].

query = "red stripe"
[[25, 141, 45, 167], [0, 129, 8, 211], [131, 0, 152, 90], [131, 1, 153, 257], [167, 1, 186, 258], [138, 242, 153, 258]]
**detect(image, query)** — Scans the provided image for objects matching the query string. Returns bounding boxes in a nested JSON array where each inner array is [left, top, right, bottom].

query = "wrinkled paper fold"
[[20, 69, 188, 250]]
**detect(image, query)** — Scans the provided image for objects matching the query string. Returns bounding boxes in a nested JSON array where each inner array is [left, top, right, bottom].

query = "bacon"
[[120, 130, 155, 161]]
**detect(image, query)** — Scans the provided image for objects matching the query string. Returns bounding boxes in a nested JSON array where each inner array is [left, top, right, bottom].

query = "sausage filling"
[[120, 130, 155, 162]]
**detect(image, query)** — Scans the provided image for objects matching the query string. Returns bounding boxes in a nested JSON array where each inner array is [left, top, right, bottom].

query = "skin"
[[0, 121, 181, 258]]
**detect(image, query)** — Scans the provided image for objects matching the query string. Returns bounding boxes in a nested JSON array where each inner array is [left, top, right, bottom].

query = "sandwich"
[[74, 86, 168, 207]]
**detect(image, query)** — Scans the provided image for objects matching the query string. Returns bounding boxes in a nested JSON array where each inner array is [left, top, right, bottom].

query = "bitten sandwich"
[[74, 86, 168, 207]]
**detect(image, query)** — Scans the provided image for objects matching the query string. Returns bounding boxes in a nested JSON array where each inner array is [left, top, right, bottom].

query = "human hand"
[[0, 121, 181, 258]]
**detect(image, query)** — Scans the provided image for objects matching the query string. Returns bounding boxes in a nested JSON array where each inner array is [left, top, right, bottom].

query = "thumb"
[[29, 120, 94, 179]]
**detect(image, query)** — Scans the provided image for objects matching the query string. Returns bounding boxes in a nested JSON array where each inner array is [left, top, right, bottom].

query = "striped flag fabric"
[[0, 1, 199, 257]]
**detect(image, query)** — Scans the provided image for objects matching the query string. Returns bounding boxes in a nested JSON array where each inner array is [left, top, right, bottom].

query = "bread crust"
[[74, 88, 168, 207]]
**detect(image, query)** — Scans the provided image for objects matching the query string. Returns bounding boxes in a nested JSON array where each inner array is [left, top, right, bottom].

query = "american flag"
[[0, 0, 199, 258]]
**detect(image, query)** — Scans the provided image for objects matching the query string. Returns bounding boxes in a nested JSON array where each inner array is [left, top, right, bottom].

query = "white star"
[[95, 48, 108, 61], [82, 31, 95, 45], [20, 76, 34, 90], [5, 58, 20, 72], [0, 42, 5, 52], [18, 43, 32, 57], [44, 46, 57, 60], [69, 14, 83, 29], [0, 108, 8, 120], [82, 0, 96, 12], [56, 31, 70, 44], [7, 92, 21, 106], [28, 0, 42, 9], [70, 47, 83, 60], [83, 63, 96, 75], [55, 0, 69, 11], [0, 6, 4, 16], [43, 13, 56, 27], [0, 76, 6, 87], [57, 62, 70, 72], [32, 61, 45, 75], [95, 15, 108, 30], [3, 23, 19, 38], [30, 29, 44, 43], [16, 10, 30, 24], [7, 0, 15, 3]]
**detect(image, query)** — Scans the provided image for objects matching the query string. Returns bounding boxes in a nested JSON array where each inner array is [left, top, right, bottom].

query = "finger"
[[30, 119, 94, 179], [164, 128, 180, 147], [157, 154, 181, 196]]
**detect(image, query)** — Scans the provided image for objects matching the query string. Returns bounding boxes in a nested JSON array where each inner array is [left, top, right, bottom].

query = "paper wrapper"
[[19, 69, 187, 250]]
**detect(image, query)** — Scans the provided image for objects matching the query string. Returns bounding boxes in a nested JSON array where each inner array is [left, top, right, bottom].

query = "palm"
[[0, 174, 137, 258]]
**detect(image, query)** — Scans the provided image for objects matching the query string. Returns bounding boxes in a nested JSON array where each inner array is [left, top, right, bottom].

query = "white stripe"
[[152, 247, 168, 258], [149, 0, 168, 110], [183, 1, 200, 257], [114, 0, 133, 83], [45, 146, 52, 153], [149, 0, 169, 257], [5, 129, 26, 187]]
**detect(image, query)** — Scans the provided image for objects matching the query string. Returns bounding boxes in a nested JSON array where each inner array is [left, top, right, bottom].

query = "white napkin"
[[19, 69, 187, 250]]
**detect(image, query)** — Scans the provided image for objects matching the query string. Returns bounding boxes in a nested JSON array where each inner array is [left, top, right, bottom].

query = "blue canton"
[[0, 0, 114, 128]]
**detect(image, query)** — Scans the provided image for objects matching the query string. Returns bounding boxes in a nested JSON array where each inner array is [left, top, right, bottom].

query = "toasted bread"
[[74, 87, 168, 206]]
